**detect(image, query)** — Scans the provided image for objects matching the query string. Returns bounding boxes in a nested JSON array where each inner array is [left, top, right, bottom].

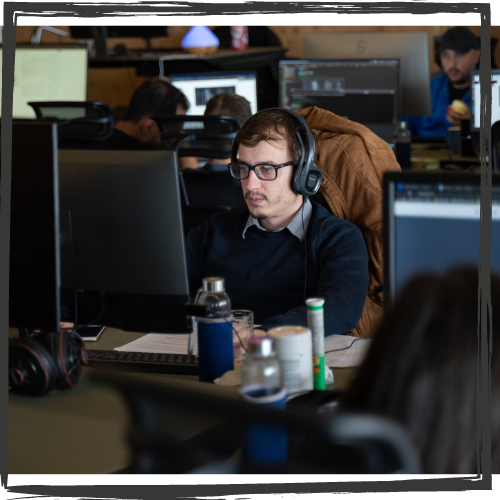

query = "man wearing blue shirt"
[[406, 27, 481, 138]]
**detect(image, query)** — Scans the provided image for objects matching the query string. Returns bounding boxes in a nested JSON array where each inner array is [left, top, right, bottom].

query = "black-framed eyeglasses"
[[227, 161, 295, 181]]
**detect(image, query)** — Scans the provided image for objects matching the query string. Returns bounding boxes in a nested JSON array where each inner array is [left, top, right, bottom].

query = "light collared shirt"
[[242, 197, 312, 242]]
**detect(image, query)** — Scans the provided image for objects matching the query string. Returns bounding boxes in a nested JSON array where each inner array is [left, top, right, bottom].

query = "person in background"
[[186, 108, 369, 333], [95, 77, 189, 150], [205, 92, 252, 129], [181, 92, 253, 170], [339, 265, 500, 474], [404, 26, 481, 138]]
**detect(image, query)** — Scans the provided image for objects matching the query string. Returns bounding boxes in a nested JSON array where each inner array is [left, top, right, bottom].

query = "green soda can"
[[306, 297, 326, 391]]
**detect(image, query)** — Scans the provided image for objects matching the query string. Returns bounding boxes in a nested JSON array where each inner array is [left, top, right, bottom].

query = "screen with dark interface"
[[279, 59, 400, 144], [384, 172, 500, 305]]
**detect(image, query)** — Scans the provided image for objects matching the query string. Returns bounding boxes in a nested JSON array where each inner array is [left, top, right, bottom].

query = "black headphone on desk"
[[230, 108, 323, 197], [9, 330, 88, 396]]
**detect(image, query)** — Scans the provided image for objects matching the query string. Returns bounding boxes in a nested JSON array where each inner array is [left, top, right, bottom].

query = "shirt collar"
[[242, 197, 313, 241]]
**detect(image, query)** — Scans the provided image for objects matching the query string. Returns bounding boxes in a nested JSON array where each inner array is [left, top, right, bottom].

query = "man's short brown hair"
[[204, 93, 252, 127], [233, 109, 305, 164]]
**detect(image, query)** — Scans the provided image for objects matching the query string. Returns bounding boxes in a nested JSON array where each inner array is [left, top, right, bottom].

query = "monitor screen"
[[470, 70, 500, 132], [279, 59, 399, 144], [9, 120, 61, 332], [303, 32, 431, 117], [58, 150, 193, 333], [170, 71, 258, 115], [0, 45, 88, 119], [383, 171, 500, 306]]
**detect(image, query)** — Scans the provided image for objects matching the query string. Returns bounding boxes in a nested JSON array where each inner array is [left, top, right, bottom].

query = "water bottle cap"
[[247, 337, 275, 357], [202, 277, 225, 293]]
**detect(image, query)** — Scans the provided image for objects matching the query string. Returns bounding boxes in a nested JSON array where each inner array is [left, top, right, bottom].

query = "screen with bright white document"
[[303, 32, 431, 117], [383, 172, 500, 307], [170, 71, 258, 115], [470, 70, 500, 132], [58, 150, 195, 333], [0, 45, 88, 118], [279, 59, 399, 144]]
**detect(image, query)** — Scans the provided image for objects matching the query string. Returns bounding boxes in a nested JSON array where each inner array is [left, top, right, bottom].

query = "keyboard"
[[86, 349, 199, 376]]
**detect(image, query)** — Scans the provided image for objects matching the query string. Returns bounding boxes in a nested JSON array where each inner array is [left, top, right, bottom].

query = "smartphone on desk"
[[77, 325, 105, 341]]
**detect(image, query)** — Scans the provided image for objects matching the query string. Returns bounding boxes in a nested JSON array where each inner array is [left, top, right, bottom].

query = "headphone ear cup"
[[45, 331, 86, 390], [9, 337, 58, 396]]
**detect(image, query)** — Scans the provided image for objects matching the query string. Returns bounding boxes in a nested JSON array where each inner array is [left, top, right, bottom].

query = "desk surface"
[[411, 142, 480, 170], [9, 327, 356, 474]]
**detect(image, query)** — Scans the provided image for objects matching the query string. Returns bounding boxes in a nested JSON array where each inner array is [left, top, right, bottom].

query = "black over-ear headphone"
[[9, 330, 88, 396], [231, 107, 323, 197]]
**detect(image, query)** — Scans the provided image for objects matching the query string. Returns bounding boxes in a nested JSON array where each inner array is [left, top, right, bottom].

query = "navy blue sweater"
[[185, 202, 369, 335]]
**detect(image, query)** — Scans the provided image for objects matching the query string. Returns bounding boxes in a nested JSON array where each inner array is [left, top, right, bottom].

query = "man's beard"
[[246, 191, 269, 220], [253, 213, 268, 220]]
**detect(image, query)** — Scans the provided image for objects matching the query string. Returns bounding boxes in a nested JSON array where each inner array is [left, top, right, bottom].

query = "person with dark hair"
[[205, 92, 252, 127], [95, 77, 190, 150], [185, 108, 369, 333], [404, 26, 481, 138], [340, 266, 500, 474]]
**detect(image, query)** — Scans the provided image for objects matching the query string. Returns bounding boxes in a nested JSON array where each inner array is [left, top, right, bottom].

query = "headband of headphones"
[[231, 107, 323, 197]]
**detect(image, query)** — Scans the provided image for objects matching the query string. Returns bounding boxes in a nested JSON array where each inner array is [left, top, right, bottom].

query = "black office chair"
[[212, 26, 282, 49], [28, 101, 114, 147], [153, 114, 240, 157], [93, 370, 421, 474], [153, 115, 244, 234]]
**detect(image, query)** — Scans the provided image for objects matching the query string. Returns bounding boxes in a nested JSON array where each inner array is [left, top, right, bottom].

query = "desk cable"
[[324, 337, 364, 355]]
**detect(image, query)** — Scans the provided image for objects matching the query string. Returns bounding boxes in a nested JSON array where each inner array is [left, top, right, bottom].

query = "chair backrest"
[[182, 168, 245, 209], [298, 106, 402, 338], [28, 101, 114, 145], [152, 115, 243, 234], [153, 115, 240, 159], [92, 370, 421, 474]]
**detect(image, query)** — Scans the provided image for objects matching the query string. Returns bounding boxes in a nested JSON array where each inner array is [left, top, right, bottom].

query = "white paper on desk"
[[324, 334, 372, 368], [114, 329, 198, 355]]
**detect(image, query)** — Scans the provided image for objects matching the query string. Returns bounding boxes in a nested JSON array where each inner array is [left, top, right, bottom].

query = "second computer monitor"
[[303, 31, 431, 117], [1, 45, 88, 119], [383, 171, 500, 307], [170, 71, 258, 115], [470, 70, 500, 132], [279, 59, 399, 144], [58, 150, 193, 333]]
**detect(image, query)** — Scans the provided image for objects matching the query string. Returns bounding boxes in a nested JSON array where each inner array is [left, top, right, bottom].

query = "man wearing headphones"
[[404, 26, 481, 138], [185, 108, 369, 335]]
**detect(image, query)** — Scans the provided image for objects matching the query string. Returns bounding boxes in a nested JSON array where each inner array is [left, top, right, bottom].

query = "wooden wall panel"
[[15, 25, 500, 110]]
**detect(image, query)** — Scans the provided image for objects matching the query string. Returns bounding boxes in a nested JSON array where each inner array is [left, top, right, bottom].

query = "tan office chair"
[[298, 106, 402, 338]]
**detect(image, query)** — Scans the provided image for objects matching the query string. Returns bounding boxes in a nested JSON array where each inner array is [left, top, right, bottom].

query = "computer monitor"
[[383, 171, 500, 306], [303, 32, 431, 117], [0, 45, 88, 119], [279, 59, 399, 144], [470, 69, 500, 132], [170, 71, 258, 115], [9, 120, 61, 332], [58, 150, 194, 333]]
